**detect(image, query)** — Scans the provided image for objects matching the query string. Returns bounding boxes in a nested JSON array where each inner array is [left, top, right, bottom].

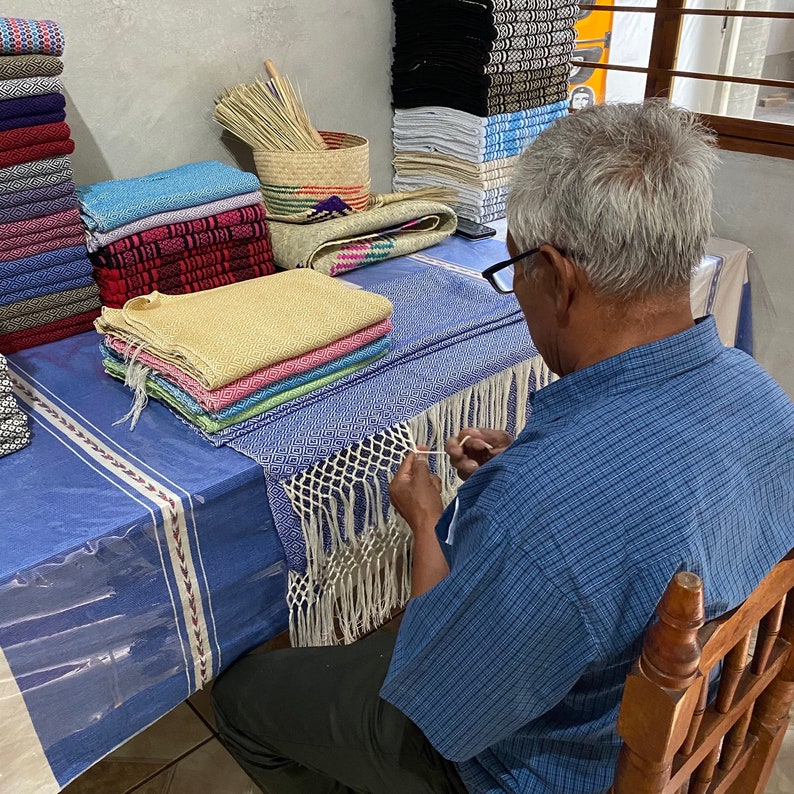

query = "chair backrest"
[[611, 550, 794, 794]]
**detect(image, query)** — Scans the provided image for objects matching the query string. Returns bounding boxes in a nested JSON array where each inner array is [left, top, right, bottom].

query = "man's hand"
[[389, 448, 444, 534], [389, 448, 449, 598], [446, 427, 513, 481]]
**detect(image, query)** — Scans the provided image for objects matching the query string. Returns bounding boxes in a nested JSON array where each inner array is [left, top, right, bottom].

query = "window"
[[570, 0, 794, 158]]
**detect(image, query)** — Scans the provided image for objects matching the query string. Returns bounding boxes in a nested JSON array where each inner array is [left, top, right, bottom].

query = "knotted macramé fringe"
[[282, 354, 554, 647]]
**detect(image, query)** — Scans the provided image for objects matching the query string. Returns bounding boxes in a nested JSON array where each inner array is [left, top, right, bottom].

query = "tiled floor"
[[60, 621, 794, 794]]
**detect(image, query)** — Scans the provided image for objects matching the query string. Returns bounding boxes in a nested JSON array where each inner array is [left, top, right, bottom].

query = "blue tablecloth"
[[0, 234, 514, 791]]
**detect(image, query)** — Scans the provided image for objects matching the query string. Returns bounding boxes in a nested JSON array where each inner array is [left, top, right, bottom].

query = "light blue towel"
[[76, 161, 261, 233]]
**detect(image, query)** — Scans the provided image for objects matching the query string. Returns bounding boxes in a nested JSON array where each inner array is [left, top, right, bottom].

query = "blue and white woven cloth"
[[76, 161, 261, 233]]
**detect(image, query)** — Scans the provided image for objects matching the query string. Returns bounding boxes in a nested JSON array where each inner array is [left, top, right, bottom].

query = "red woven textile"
[[92, 220, 270, 268], [104, 204, 267, 254], [92, 236, 274, 274], [95, 252, 275, 297], [0, 137, 74, 167], [0, 120, 70, 152], [99, 263, 276, 309], [0, 308, 99, 353]]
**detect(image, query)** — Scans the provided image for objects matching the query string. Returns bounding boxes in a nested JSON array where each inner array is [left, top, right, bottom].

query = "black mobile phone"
[[454, 218, 497, 240]]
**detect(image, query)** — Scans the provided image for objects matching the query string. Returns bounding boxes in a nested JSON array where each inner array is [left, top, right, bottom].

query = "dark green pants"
[[211, 631, 468, 794]]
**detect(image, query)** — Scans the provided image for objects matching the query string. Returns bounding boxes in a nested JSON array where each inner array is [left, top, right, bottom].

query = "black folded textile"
[[393, 85, 569, 116], [392, 60, 571, 115]]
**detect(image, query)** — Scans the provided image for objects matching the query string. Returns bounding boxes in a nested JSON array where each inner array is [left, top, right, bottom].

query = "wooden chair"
[[611, 550, 794, 794]]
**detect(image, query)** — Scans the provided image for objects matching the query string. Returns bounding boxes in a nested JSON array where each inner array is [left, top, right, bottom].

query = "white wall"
[[4, 1, 396, 191], [5, 3, 793, 396], [712, 150, 794, 396]]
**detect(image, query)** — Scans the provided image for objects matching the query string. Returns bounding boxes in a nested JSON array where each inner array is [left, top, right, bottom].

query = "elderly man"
[[212, 101, 794, 794]]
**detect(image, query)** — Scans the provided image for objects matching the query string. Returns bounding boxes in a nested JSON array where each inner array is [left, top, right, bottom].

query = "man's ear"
[[539, 244, 578, 317]]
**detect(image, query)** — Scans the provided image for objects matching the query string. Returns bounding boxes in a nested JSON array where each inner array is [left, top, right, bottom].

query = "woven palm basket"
[[253, 130, 370, 219]]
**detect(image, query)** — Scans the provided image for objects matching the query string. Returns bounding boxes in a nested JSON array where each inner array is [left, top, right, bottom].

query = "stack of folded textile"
[[95, 268, 394, 434], [390, 0, 574, 223], [0, 17, 100, 353], [392, 101, 568, 222], [78, 161, 276, 309], [0, 353, 30, 456]]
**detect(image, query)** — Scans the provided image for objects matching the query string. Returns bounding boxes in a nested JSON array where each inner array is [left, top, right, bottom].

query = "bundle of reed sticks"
[[215, 60, 327, 152]]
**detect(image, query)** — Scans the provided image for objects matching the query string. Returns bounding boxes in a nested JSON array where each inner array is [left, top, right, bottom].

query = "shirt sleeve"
[[379, 506, 598, 762]]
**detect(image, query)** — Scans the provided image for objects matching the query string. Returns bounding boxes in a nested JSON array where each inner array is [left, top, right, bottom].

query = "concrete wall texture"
[[5, 2, 794, 395]]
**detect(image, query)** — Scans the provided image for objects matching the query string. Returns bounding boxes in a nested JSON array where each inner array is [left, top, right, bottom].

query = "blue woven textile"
[[0, 273, 93, 306], [0, 109, 65, 132], [76, 161, 262, 232], [0, 256, 92, 294], [0, 245, 87, 278], [0, 91, 65, 120], [210, 266, 536, 574]]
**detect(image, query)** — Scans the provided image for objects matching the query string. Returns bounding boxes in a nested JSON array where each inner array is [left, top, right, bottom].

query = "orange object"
[[569, 0, 614, 109]]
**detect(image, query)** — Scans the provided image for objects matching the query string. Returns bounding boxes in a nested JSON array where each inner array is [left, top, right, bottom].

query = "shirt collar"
[[528, 316, 725, 424]]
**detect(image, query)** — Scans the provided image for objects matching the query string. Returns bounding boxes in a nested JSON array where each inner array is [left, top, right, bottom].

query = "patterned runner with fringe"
[[204, 266, 551, 646]]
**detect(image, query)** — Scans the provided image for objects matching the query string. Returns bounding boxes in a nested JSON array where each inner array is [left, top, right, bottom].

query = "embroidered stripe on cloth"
[[76, 161, 262, 232], [0, 308, 98, 354], [201, 266, 552, 645], [94, 268, 394, 389], [0, 120, 69, 151], [84, 191, 264, 250], [0, 18, 65, 57], [104, 318, 393, 411], [0, 137, 74, 168], [103, 335, 392, 433], [0, 109, 65, 132], [0, 75, 63, 102], [0, 53, 63, 80]]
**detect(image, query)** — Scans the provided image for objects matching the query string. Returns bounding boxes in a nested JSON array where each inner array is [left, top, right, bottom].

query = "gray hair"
[[506, 101, 717, 297]]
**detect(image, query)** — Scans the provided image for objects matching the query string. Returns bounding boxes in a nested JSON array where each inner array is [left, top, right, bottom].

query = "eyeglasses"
[[481, 247, 540, 294]]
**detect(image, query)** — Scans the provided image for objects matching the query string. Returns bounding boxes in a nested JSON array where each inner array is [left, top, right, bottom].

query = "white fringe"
[[283, 354, 553, 647]]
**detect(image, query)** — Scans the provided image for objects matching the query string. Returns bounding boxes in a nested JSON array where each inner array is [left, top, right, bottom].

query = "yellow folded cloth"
[[95, 269, 393, 390]]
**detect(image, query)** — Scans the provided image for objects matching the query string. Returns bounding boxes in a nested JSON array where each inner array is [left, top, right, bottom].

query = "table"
[[0, 233, 751, 792]]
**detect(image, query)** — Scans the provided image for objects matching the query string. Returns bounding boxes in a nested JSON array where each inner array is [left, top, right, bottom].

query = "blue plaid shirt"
[[380, 316, 794, 794]]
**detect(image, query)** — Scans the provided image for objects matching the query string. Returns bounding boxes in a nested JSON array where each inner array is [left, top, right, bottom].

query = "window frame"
[[577, 1, 794, 158]]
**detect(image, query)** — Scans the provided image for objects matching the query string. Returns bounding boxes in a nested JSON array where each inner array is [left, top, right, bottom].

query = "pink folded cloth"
[[0, 227, 86, 262], [0, 206, 80, 239], [105, 317, 393, 411], [0, 220, 85, 255]]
